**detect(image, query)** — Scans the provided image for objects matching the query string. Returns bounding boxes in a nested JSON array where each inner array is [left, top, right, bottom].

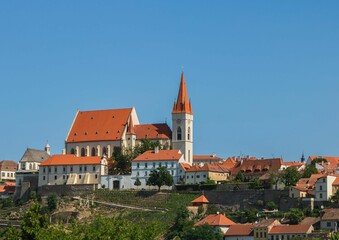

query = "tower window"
[[71, 148, 75, 155], [177, 127, 182, 140], [187, 127, 191, 140]]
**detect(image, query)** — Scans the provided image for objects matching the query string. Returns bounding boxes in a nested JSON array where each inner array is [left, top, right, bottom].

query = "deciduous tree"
[[147, 166, 173, 191]]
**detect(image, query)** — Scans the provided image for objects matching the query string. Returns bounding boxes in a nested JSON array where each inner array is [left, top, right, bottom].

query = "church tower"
[[172, 72, 193, 165]]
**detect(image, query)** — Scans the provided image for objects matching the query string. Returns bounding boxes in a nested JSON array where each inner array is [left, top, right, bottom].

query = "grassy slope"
[[93, 190, 199, 233]]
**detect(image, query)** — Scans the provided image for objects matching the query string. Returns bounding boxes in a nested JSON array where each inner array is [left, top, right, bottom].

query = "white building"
[[15, 146, 50, 187], [38, 154, 107, 187], [130, 148, 185, 189], [314, 175, 336, 201], [0, 160, 17, 181]]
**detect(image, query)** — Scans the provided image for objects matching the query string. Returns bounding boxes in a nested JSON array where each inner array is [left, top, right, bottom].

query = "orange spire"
[[172, 72, 193, 114], [127, 117, 136, 135]]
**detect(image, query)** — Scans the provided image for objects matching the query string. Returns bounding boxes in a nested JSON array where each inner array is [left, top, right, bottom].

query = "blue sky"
[[1, 1, 339, 161]]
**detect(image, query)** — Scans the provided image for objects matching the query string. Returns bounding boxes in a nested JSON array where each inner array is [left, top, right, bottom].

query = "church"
[[66, 72, 195, 189]]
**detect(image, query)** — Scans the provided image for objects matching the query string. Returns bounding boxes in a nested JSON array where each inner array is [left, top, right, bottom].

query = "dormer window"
[[74, 133, 77, 136], [85, 132, 88, 135], [95, 131, 99, 135]]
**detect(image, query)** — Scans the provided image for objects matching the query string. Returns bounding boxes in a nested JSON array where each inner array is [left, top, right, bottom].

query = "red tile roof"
[[0, 160, 17, 171], [66, 108, 132, 143], [179, 162, 191, 172], [194, 214, 235, 227], [294, 174, 326, 190], [224, 224, 255, 236], [232, 158, 283, 176], [133, 150, 182, 162], [332, 177, 339, 186], [40, 154, 102, 166], [309, 156, 339, 174], [193, 155, 223, 162], [269, 224, 312, 234], [192, 195, 209, 204], [172, 72, 193, 114], [186, 163, 230, 173], [221, 157, 237, 171], [322, 208, 339, 221], [134, 124, 172, 140]]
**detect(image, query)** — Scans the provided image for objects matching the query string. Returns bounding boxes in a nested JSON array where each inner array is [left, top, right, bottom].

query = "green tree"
[[47, 193, 58, 212], [166, 207, 193, 240], [243, 208, 259, 223], [311, 157, 327, 166], [235, 171, 244, 182], [281, 167, 301, 186], [147, 166, 173, 191], [182, 224, 223, 240], [330, 190, 339, 203], [1, 197, 14, 209], [269, 171, 281, 189], [111, 140, 163, 175], [134, 177, 141, 189], [266, 201, 278, 211], [21, 203, 48, 240], [288, 208, 304, 224], [249, 177, 262, 189], [302, 164, 318, 178]]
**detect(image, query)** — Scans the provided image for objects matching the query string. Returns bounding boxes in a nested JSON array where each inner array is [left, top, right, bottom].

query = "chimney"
[[154, 146, 159, 154], [62, 148, 66, 155]]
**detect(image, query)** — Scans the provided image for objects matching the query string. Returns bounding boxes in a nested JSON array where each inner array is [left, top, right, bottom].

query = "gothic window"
[[102, 147, 107, 156], [81, 148, 85, 157], [91, 147, 96, 156], [177, 127, 182, 140], [187, 127, 191, 140], [71, 148, 75, 155]]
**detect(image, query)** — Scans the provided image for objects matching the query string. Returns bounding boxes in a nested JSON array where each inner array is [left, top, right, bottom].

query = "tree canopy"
[[235, 171, 244, 182], [302, 164, 318, 178], [147, 166, 173, 191], [281, 167, 301, 186], [111, 139, 162, 175], [287, 208, 304, 224]]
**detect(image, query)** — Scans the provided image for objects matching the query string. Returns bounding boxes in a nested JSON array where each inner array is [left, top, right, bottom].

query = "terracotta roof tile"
[[40, 154, 102, 166], [134, 124, 171, 140], [179, 162, 191, 172], [133, 150, 182, 162], [322, 208, 339, 220], [186, 163, 230, 173], [269, 224, 312, 234], [66, 108, 132, 143], [224, 224, 255, 236], [232, 158, 282, 176], [194, 214, 235, 227], [332, 177, 339, 186], [172, 72, 193, 114], [192, 195, 209, 203], [0, 160, 17, 171]]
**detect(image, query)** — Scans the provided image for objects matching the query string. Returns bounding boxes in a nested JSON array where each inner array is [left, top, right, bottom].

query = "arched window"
[[29, 163, 33, 170], [71, 148, 75, 155], [177, 127, 182, 140], [81, 148, 85, 157], [91, 147, 96, 156], [102, 147, 107, 156], [187, 127, 191, 140]]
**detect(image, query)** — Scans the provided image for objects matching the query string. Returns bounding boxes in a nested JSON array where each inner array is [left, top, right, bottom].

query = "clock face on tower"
[[176, 119, 181, 124]]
